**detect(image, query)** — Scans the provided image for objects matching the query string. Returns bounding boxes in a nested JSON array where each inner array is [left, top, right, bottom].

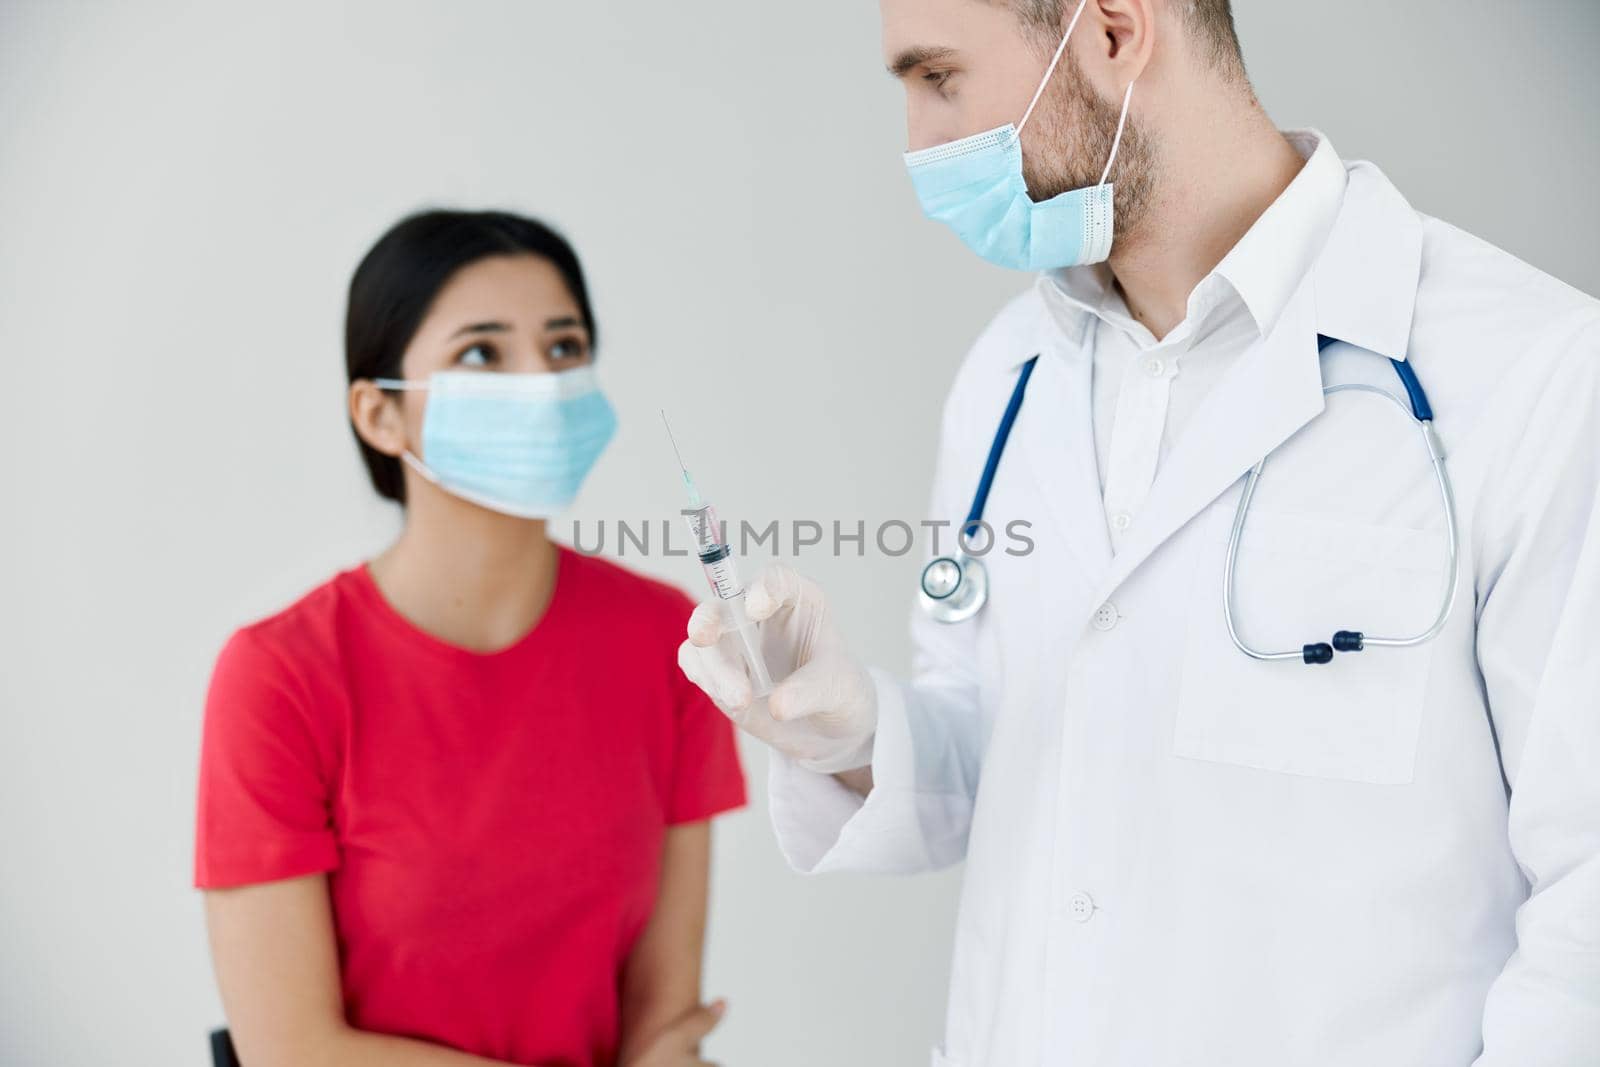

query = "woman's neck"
[[369, 494, 561, 654]]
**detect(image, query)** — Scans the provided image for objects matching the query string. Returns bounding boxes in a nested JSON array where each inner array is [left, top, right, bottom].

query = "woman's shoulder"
[[559, 547, 696, 629], [211, 568, 366, 692]]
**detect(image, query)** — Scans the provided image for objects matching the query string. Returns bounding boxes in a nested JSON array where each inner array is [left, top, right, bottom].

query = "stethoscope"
[[918, 335, 1461, 665]]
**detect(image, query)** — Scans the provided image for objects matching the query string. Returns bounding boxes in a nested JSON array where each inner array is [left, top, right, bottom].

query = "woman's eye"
[[549, 336, 588, 362], [458, 343, 496, 368]]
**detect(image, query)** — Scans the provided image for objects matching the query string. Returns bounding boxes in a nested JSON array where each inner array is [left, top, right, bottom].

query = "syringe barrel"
[[684, 505, 723, 558], [682, 503, 772, 697], [686, 505, 744, 599], [724, 593, 775, 698], [699, 546, 744, 601]]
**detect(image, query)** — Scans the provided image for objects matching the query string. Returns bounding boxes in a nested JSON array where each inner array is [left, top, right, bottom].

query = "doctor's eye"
[[923, 69, 954, 95], [456, 342, 498, 368]]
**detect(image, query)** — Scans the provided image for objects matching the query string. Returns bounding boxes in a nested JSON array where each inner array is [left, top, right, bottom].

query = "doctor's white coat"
[[769, 160, 1600, 1065]]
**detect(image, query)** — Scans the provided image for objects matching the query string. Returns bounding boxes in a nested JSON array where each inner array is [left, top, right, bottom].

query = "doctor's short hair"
[[343, 209, 597, 505], [1005, 0, 1245, 79]]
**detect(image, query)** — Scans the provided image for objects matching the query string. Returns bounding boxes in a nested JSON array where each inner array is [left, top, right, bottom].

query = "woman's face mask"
[[374, 365, 617, 519]]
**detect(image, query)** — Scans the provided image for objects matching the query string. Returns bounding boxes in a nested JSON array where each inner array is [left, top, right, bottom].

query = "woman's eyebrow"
[[449, 321, 511, 339], [543, 316, 584, 331]]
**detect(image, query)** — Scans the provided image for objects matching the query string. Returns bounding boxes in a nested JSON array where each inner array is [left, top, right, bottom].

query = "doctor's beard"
[[1022, 49, 1158, 246]]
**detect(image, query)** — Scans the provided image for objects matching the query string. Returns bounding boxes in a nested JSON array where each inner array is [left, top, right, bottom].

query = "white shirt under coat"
[[1071, 131, 1346, 541], [769, 130, 1600, 1066]]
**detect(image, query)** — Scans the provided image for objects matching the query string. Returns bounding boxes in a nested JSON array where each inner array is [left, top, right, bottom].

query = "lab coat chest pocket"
[[1173, 504, 1445, 784]]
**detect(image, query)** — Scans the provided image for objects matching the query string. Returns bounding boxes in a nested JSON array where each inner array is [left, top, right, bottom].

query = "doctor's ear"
[[1079, 0, 1156, 74], [348, 380, 409, 459]]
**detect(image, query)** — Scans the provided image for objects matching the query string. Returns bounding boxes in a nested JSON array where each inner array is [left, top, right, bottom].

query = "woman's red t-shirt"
[[194, 547, 746, 1067]]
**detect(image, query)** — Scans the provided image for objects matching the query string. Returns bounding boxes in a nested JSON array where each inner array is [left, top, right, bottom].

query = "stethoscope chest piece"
[[919, 354, 1040, 626], [920, 553, 989, 624]]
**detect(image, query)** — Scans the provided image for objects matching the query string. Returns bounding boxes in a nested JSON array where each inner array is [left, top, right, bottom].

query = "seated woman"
[[196, 210, 745, 1067]]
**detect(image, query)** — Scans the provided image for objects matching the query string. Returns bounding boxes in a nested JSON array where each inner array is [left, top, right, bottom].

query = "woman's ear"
[[349, 380, 408, 457]]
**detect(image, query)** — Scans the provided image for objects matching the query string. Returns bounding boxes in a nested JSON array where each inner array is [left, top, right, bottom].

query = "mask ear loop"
[[1097, 79, 1136, 186], [371, 379, 433, 480], [1016, 0, 1092, 138], [398, 449, 441, 484]]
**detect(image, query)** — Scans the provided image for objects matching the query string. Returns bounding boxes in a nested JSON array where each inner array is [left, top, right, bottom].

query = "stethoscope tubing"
[[919, 356, 1039, 624], [1222, 381, 1461, 661], [923, 335, 1460, 670]]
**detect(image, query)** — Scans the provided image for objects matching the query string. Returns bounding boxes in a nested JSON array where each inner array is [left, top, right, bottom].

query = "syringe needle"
[[659, 409, 702, 507], [661, 415, 772, 697], [660, 409, 688, 474]]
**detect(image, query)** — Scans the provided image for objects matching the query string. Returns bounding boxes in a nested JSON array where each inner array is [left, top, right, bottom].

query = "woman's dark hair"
[[345, 209, 597, 503]]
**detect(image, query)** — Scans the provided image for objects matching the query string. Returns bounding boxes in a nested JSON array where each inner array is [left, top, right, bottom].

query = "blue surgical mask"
[[903, 0, 1136, 272], [374, 365, 617, 518]]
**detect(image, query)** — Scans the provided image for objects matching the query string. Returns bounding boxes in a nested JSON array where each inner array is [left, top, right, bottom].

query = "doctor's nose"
[[904, 99, 954, 154]]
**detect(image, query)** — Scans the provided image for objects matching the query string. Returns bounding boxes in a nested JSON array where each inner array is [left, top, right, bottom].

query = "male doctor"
[[680, 0, 1600, 1063]]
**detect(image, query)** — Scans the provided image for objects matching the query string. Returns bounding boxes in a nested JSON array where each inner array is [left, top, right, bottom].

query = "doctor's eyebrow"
[[543, 315, 583, 332], [888, 45, 957, 78]]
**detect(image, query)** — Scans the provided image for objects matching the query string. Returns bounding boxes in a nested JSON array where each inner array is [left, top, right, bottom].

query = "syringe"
[[662, 412, 775, 699]]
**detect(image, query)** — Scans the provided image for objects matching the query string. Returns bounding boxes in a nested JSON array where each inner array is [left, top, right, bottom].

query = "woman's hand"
[[620, 1000, 727, 1067]]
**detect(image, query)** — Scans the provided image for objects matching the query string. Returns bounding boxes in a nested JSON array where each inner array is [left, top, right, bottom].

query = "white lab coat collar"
[[1024, 148, 1425, 614], [1082, 283, 1328, 611], [1214, 130, 1348, 340], [1310, 157, 1424, 360], [1030, 129, 1350, 361]]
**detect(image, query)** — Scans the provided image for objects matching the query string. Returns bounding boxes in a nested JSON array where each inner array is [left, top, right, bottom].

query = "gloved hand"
[[678, 565, 877, 774]]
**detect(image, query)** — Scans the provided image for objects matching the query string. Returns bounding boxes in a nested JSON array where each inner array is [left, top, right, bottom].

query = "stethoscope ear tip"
[[1300, 631, 1365, 664], [1332, 630, 1365, 652]]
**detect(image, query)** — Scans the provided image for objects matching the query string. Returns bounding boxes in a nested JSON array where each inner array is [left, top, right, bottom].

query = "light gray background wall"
[[1, 1, 1595, 1064]]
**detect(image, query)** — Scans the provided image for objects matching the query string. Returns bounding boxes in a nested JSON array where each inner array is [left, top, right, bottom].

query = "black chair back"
[[210, 1028, 240, 1067]]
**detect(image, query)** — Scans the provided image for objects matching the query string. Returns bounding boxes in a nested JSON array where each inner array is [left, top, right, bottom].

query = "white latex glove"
[[678, 564, 876, 774]]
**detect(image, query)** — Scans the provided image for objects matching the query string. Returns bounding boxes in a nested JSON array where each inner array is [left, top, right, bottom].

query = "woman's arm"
[[205, 875, 513, 1067], [208, 870, 726, 1067], [616, 822, 722, 1064]]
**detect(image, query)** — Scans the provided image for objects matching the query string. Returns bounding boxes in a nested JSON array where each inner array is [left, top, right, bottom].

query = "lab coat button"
[[1110, 511, 1132, 531], [1067, 891, 1095, 922], [1092, 602, 1120, 631], [1144, 357, 1166, 378]]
